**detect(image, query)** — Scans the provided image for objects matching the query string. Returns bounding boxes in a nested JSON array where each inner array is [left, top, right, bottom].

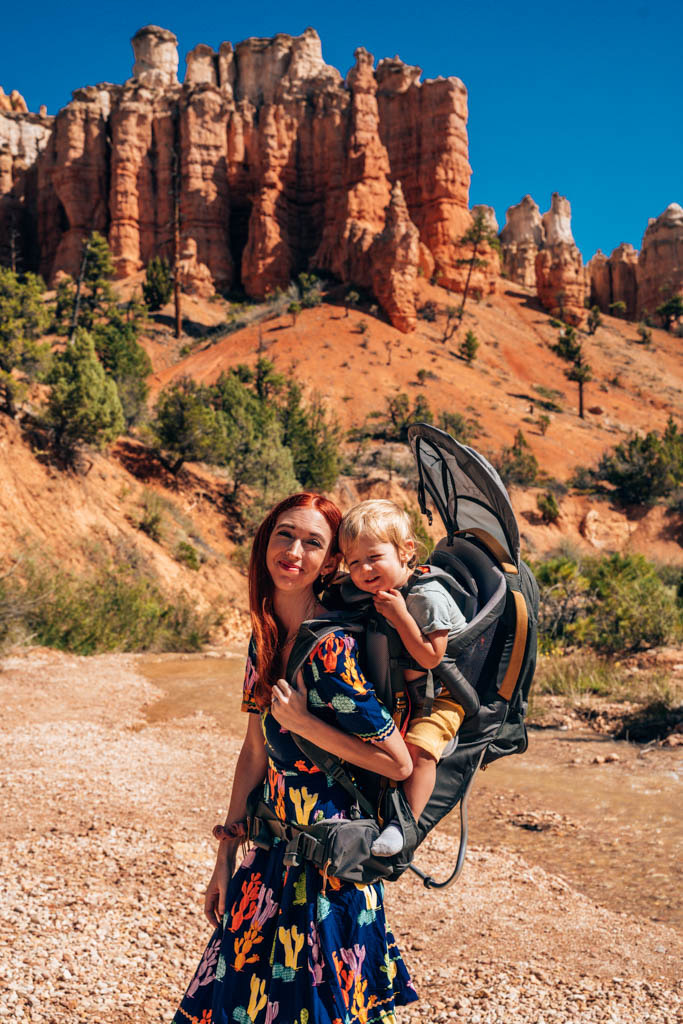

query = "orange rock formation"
[[1, 25, 495, 332], [534, 193, 585, 324], [588, 243, 638, 320], [637, 203, 683, 318]]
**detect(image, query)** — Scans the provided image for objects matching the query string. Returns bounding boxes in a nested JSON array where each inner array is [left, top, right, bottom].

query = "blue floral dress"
[[172, 630, 418, 1024]]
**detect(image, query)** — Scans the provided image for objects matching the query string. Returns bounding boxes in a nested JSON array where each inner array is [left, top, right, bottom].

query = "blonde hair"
[[339, 499, 418, 567]]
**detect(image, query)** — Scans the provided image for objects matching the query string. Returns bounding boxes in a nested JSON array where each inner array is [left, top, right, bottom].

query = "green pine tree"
[[151, 377, 228, 475], [0, 268, 50, 417], [455, 210, 500, 322], [46, 328, 124, 461], [142, 256, 174, 312]]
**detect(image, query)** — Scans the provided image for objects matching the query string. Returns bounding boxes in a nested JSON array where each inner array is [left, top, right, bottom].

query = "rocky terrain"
[[0, 648, 680, 1023]]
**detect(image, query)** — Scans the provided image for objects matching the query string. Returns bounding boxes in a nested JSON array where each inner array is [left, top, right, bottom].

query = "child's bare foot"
[[371, 823, 404, 857]]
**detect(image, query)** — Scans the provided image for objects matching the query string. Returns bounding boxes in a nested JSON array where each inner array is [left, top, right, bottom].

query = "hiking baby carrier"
[[249, 424, 539, 889]]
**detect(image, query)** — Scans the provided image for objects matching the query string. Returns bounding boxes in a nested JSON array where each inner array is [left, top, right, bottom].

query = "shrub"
[[355, 320, 368, 335], [138, 490, 166, 542], [537, 413, 551, 435], [416, 368, 427, 386], [417, 301, 437, 322], [655, 294, 683, 332], [595, 416, 683, 506], [586, 305, 603, 335], [495, 430, 538, 486], [287, 301, 301, 325], [297, 272, 323, 309], [609, 300, 627, 319], [636, 323, 653, 346], [142, 256, 173, 311], [437, 410, 480, 444], [175, 541, 200, 570], [0, 550, 212, 653], [537, 491, 560, 523], [459, 330, 479, 363], [533, 550, 682, 654]]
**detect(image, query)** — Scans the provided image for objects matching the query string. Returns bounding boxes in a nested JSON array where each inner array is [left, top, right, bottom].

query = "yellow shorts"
[[405, 696, 465, 761]]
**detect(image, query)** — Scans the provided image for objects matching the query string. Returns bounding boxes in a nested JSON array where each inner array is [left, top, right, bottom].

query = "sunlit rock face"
[[500, 195, 543, 288], [0, 27, 480, 328], [637, 203, 683, 318]]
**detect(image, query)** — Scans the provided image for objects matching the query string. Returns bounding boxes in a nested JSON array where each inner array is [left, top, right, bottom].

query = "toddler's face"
[[344, 535, 411, 594]]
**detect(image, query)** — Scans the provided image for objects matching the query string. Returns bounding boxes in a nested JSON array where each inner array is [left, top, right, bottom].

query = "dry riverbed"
[[0, 648, 681, 1023]]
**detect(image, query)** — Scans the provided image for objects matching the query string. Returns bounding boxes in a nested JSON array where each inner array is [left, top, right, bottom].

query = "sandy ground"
[[0, 648, 681, 1024]]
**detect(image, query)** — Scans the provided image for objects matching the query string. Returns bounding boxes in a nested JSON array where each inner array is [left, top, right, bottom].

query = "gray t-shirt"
[[405, 579, 467, 641]]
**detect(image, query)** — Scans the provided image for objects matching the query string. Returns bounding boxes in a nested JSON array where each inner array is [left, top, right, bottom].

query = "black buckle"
[[283, 831, 319, 867]]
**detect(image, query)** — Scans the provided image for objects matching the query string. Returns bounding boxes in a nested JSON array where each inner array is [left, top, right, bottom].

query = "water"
[[139, 654, 682, 929]]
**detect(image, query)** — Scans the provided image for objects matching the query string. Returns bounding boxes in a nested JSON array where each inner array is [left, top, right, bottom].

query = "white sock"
[[371, 823, 404, 857]]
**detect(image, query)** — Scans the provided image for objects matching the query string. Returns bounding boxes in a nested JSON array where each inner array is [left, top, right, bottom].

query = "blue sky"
[[4, 0, 680, 260]]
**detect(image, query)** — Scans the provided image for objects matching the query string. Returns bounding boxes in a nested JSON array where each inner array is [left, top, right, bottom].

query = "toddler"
[[338, 499, 468, 856]]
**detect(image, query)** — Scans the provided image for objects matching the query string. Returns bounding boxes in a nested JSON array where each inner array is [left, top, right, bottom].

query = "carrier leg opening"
[[408, 749, 485, 889]]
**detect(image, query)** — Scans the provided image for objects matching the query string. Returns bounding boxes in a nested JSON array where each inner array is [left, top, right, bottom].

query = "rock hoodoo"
[[588, 243, 638, 320], [500, 195, 543, 288], [533, 193, 586, 324], [637, 203, 683, 318], [1, 25, 498, 332], [500, 192, 586, 322]]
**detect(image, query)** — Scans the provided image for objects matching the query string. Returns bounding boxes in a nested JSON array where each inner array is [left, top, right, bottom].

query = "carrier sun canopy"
[[407, 423, 521, 569]]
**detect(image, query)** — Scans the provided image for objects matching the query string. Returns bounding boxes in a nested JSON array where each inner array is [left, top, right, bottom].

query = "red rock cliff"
[[6, 25, 490, 332]]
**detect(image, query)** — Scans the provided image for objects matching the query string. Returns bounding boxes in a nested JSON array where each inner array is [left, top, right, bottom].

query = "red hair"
[[248, 492, 342, 709]]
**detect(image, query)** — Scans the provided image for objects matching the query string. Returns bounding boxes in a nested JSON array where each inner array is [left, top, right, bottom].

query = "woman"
[[172, 492, 418, 1024]]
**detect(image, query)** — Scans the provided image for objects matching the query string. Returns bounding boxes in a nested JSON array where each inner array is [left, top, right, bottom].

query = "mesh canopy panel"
[[408, 423, 520, 566]]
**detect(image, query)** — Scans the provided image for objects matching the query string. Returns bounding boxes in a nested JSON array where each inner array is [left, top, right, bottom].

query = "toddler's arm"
[[373, 588, 448, 670]]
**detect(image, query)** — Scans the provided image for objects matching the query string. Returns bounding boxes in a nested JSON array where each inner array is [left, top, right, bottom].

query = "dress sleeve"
[[240, 637, 261, 714], [304, 631, 396, 743]]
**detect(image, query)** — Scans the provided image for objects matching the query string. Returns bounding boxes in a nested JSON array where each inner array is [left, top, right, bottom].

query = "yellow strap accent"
[[498, 589, 529, 701], [456, 528, 518, 575]]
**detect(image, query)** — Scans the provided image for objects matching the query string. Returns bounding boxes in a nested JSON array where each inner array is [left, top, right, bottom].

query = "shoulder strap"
[[289, 734, 376, 818], [285, 617, 378, 820]]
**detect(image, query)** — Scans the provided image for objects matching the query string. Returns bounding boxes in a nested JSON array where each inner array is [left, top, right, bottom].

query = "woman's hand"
[[204, 841, 239, 928], [270, 672, 310, 733]]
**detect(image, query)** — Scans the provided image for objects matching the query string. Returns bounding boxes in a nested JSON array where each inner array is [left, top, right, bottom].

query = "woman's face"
[[265, 507, 337, 595]]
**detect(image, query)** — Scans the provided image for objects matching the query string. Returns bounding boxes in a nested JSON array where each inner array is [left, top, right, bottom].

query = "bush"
[[537, 413, 551, 435], [495, 430, 538, 486], [138, 490, 166, 542], [459, 330, 479, 363], [417, 301, 437, 322], [437, 410, 480, 444], [0, 551, 212, 654], [537, 491, 560, 523], [533, 550, 682, 654], [142, 256, 173, 311], [636, 323, 653, 346], [595, 416, 683, 506], [175, 541, 201, 570]]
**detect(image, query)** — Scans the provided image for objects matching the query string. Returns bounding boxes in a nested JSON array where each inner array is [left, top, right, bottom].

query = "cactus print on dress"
[[172, 631, 418, 1024]]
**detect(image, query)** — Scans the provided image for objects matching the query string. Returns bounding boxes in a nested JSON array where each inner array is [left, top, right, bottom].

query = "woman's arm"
[[271, 676, 412, 781], [204, 712, 266, 927]]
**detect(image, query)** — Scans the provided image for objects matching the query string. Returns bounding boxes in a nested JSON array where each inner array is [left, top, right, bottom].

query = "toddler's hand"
[[373, 588, 409, 629]]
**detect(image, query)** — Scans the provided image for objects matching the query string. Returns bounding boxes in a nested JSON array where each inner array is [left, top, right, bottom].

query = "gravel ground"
[[0, 649, 680, 1023]]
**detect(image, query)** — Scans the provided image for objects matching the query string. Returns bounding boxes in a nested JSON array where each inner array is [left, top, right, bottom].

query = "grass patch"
[[0, 549, 214, 654]]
